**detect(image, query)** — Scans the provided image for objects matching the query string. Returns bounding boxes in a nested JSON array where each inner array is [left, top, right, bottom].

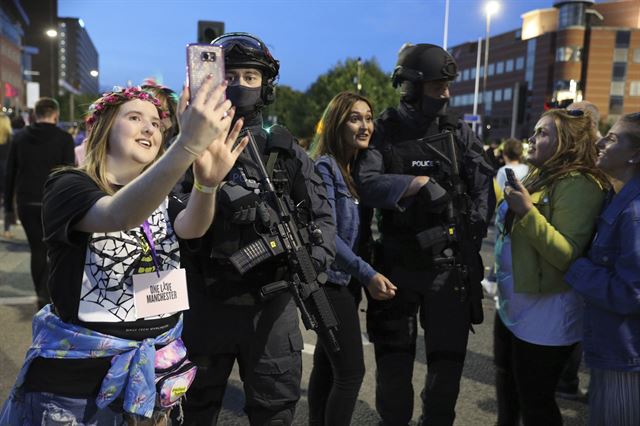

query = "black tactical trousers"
[[366, 266, 471, 426], [179, 290, 303, 426]]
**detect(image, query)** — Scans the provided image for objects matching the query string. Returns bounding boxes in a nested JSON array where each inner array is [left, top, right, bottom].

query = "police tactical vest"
[[200, 125, 310, 303], [378, 109, 466, 233]]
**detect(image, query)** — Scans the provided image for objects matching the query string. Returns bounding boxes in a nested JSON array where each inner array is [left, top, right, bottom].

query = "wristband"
[[194, 181, 218, 194], [182, 144, 200, 157]]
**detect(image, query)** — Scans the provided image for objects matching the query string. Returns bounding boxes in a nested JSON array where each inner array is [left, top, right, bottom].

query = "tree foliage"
[[264, 58, 400, 139]]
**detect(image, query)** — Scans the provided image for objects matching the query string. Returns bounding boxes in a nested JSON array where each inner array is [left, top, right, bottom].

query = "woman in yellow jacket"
[[493, 109, 609, 426]]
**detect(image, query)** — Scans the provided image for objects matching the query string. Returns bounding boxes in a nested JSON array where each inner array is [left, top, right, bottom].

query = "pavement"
[[0, 221, 589, 425]]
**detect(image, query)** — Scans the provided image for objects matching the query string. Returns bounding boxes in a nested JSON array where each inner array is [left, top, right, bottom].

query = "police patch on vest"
[[407, 158, 440, 174]]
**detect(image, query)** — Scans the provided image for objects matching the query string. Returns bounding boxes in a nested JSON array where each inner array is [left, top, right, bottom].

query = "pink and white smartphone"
[[186, 44, 225, 103]]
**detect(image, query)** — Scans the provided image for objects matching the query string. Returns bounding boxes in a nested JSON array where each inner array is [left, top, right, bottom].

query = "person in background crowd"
[[495, 139, 529, 193], [567, 100, 602, 139], [142, 79, 180, 145], [0, 79, 247, 425], [0, 114, 13, 238], [3, 98, 75, 308], [10, 115, 25, 133], [493, 108, 608, 426], [483, 138, 529, 297], [309, 91, 397, 426], [565, 112, 640, 426]]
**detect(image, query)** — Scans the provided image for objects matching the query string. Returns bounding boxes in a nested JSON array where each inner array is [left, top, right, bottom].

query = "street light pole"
[[443, 0, 450, 50], [472, 37, 482, 134], [482, 1, 499, 120]]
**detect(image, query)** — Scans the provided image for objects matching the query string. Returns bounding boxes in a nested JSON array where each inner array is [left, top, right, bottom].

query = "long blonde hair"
[[523, 109, 609, 193], [310, 92, 373, 198], [0, 115, 11, 145]]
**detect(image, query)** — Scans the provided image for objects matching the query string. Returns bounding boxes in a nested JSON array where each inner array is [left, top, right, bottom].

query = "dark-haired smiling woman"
[[565, 113, 640, 426], [309, 92, 397, 426]]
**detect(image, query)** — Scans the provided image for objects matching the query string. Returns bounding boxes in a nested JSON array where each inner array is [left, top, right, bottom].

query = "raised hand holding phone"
[[187, 44, 225, 103], [503, 168, 533, 217]]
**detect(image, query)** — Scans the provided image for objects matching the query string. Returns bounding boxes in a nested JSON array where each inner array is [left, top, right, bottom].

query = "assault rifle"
[[229, 130, 341, 351], [413, 117, 484, 323]]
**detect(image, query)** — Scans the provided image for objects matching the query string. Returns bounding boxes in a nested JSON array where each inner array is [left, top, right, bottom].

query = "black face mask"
[[420, 95, 448, 117], [226, 85, 262, 117]]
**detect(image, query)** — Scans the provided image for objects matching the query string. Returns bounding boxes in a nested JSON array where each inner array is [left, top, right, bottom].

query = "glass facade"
[[558, 2, 587, 28]]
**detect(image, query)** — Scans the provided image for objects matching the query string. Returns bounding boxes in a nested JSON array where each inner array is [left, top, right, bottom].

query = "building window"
[[463, 69, 470, 81], [556, 46, 582, 62], [525, 39, 536, 88], [471, 68, 476, 79], [615, 31, 631, 48], [506, 59, 514, 72], [609, 96, 624, 115], [504, 87, 512, 101], [630, 81, 640, 97], [613, 48, 628, 63], [488, 63, 495, 76], [612, 63, 627, 81], [516, 56, 525, 70], [558, 2, 586, 28], [633, 49, 640, 63], [496, 61, 504, 74], [610, 81, 625, 97], [495, 89, 503, 102]]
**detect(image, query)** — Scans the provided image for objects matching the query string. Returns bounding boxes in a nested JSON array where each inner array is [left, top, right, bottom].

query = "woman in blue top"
[[0, 77, 248, 425], [308, 92, 397, 426], [565, 113, 640, 426]]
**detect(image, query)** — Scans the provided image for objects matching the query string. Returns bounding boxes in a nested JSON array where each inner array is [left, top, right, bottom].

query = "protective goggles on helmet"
[[212, 33, 277, 73]]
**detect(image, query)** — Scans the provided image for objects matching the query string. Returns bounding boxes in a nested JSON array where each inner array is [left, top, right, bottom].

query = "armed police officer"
[[178, 33, 336, 426], [355, 43, 493, 426]]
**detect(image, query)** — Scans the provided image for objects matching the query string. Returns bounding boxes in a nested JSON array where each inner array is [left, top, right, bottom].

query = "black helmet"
[[212, 32, 279, 78], [212, 32, 279, 106], [391, 43, 458, 100]]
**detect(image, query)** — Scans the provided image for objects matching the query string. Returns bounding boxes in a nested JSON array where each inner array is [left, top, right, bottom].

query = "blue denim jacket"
[[565, 174, 640, 372], [0, 305, 183, 422], [315, 155, 376, 286]]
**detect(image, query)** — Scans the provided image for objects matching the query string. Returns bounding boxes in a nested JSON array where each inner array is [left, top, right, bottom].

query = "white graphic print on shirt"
[[78, 200, 180, 322]]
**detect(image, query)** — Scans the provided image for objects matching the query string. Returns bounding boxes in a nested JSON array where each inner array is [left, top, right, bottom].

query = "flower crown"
[[85, 86, 169, 127]]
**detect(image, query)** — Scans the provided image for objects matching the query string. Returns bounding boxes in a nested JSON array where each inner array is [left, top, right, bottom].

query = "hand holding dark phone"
[[505, 168, 519, 189]]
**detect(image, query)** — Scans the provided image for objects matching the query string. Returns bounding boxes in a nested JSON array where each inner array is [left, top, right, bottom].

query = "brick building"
[[449, 0, 640, 141]]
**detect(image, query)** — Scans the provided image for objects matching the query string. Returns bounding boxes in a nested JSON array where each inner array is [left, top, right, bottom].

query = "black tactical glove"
[[417, 178, 450, 213], [217, 182, 263, 224]]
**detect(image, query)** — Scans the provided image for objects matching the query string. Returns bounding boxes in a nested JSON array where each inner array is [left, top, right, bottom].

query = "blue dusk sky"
[[59, 0, 558, 93]]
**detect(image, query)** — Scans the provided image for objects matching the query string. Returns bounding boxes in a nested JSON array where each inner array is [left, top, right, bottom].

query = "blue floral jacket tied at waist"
[[0, 305, 183, 422]]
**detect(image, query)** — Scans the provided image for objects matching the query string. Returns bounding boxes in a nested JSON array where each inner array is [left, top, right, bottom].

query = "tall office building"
[[449, 0, 640, 140], [21, 0, 58, 98], [58, 17, 99, 95], [0, 0, 29, 110]]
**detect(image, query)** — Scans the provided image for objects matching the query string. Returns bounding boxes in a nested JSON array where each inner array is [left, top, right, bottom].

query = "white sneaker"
[[481, 278, 497, 298]]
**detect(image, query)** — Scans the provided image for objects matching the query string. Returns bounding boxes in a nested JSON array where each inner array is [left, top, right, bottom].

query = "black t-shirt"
[[42, 170, 181, 330], [26, 170, 183, 396]]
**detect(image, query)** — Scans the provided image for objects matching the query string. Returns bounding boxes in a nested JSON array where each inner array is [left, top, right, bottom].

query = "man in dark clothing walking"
[[4, 98, 75, 308]]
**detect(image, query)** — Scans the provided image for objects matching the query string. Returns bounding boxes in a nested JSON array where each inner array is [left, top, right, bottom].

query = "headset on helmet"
[[212, 32, 279, 105], [391, 43, 458, 102]]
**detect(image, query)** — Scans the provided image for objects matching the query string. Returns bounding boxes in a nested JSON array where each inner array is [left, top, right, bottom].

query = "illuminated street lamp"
[[90, 70, 99, 78], [45, 29, 57, 38]]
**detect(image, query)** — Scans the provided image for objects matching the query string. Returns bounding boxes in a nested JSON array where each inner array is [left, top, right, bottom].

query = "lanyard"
[[141, 220, 161, 277]]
